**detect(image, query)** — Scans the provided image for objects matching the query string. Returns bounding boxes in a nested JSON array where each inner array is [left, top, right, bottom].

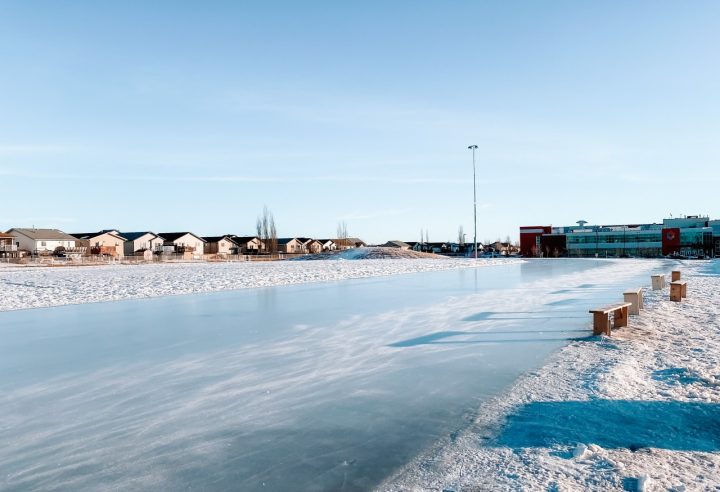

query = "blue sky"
[[1, 1, 719, 243]]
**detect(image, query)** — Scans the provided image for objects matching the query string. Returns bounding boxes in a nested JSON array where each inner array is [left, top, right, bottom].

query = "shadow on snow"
[[496, 400, 720, 452]]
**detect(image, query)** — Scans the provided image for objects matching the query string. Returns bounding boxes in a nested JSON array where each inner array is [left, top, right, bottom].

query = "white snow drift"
[[0, 257, 519, 312]]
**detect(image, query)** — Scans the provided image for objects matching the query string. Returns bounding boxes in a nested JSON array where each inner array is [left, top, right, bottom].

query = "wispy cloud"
[[0, 144, 72, 155], [339, 207, 414, 221], [0, 170, 493, 185]]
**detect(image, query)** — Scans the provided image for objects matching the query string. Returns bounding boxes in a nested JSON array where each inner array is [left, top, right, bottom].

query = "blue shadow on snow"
[[387, 330, 591, 348], [496, 400, 720, 452]]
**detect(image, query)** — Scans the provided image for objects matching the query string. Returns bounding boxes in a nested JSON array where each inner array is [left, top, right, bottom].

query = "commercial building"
[[520, 216, 715, 258]]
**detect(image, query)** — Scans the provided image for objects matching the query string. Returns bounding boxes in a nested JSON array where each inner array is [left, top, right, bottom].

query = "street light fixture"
[[468, 145, 478, 259]]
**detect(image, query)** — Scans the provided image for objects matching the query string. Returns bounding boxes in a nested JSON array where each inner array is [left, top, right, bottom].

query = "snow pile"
[[380, 261, 720, 491], [0, 257, 520, 312], [294, 247, 448, 260]]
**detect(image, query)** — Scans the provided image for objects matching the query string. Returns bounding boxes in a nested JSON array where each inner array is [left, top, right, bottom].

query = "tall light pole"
[[468, 145, 478, 259]]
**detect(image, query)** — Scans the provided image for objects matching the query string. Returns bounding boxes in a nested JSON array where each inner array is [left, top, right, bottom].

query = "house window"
[[41, 241, 46, 246]]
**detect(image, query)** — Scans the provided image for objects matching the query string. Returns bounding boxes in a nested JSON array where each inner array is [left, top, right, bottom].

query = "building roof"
[[158, 232, 207, 243], [231, 236, 261, 243], [316, 239, 335, 244], [0, 232, 15, 239], [201, 235, 238, 244], [70, 231, 127, 241], [277, 237, 299, 245], [383, 240, 410, 248], [8, 228, 78, 241], [120, 231, 163, 241], [297, 237, 320, 244]]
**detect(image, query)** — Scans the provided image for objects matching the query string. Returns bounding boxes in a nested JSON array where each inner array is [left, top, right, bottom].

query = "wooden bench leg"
[[670, 284, 681, 302], [638, 290, 644, 310], [593, 312, 611, 336], [614, 306, 628, 328]]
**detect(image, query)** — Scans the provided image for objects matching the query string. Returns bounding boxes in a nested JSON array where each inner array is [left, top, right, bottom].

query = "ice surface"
[[0, 259, 673, 491]]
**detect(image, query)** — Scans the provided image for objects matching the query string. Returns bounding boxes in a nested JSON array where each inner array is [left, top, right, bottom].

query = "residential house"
[[0, 231, 18, 258], [316, 239, 337, 251], [382, 240, 411, 249], [7, 228, 84, 256], [297, 238, 323, 254], [120, 232, 165, 256], [277, 238, 304, 254], [484, 241, 517, 256], [71, 230, 126, 258], [202, 235, 238, 256], [158, 232, 206, 256], [231, 236, 264, 255], [334, 237, 366, 249]]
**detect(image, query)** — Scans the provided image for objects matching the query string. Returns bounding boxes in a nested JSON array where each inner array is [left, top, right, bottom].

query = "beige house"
[[298, 238, 323, 254], [317, 239, 337, 251], [158, 232, 206, 256], [277, 238, 304, 254], [71, 230, 126, 258], [120, 232, 165, 256], [231, 236, 264, 254], [202, 235, 238, 256], [334, 237, 367, 250]]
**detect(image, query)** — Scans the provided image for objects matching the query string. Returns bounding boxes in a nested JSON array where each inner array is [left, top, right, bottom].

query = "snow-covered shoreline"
[[0, 258, 520, 312], [380, 260, 720, 491]]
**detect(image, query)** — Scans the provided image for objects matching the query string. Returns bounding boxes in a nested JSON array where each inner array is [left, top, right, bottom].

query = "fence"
[[0, 252, 295, 266]]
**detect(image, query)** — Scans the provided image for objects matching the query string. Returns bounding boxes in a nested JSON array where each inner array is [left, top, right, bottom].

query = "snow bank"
[[380, 260, 720, 491], [294, 247, 449, 260], [0, 258, 520, 312]]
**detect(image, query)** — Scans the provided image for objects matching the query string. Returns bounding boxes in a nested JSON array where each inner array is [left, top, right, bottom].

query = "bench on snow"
[[651, 274, 666, 290], [670, 280, 688, 302], [623, 288, 644, 315], [589, 302, 632, 336]]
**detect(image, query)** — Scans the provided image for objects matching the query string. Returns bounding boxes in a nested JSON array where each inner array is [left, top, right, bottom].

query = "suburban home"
[[297, 238, 323, 254], [0, 231, 18, 258], [382, 240, 411, 249], [485, 241, 517, 256], [413, 242, 451, 254], [158, 232, 206, 256], [7, 228, 85, 256], [316, 239, 337, 251], [71, 230, 126, 258], [120, 232, 165, 256], [334, 237, 367, 249], [231, 236, 264, 254], [202, 235, 238, 256], [277, 237, 304, 254]]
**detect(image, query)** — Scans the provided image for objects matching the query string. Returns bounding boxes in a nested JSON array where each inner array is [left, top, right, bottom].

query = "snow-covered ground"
[[380, 260, 720, 491], [0, 257, 519, 312]]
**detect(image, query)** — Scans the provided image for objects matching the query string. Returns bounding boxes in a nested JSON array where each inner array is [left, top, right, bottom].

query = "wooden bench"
[[670, 280, 687, 302], [589, 302, 632, 336], [651, 274, 666, 290], [671, 270, 681, 282], [623, 288, 644, 315]]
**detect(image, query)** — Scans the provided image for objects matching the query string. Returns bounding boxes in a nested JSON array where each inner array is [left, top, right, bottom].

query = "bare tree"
[[257, 205, 278, 254], [336, 221, 349, 249]]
